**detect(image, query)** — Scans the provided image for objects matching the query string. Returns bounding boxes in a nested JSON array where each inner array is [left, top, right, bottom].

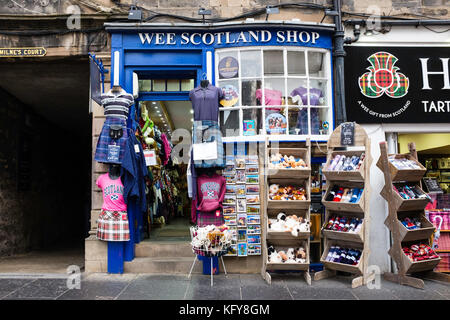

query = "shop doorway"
[[139, 100, 193, 242], [0, 58, 90, 273]]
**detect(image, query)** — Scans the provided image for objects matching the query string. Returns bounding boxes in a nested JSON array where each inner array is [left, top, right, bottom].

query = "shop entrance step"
[[124, 257, 202, 274], [134, 241, 193, 258]]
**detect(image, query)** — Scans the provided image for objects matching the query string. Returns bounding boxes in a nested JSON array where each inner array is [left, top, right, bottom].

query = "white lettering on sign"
[[419, 58, 450, 90], [138, 30, 320, 46], [422, 100, 450, 113]]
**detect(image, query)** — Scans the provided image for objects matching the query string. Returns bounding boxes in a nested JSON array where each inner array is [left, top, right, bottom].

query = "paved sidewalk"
[[0, 273, 448, 300]]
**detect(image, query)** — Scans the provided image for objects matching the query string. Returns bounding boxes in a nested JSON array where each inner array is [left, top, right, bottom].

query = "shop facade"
[[86, 21, 337, 274], [343, 25, 450, 273]]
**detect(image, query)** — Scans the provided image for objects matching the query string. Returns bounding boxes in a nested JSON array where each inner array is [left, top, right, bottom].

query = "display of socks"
[[327, 154, 365, 171], [403, 243, 439, 262], [326, 186, 363, 203], [393, 184, 430, 200], [325, 246, 362, 265], [400, 217, 422, 230], [325, 215, 363, 233], [388, 157, 422, 170]]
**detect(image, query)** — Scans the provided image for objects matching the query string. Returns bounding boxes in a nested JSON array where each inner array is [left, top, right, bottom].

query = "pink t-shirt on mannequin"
[[96, 173, 127, 211], [255, 88, 282, 111]]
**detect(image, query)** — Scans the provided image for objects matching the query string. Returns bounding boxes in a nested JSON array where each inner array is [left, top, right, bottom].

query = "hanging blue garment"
[[121, 133, 148, 213]]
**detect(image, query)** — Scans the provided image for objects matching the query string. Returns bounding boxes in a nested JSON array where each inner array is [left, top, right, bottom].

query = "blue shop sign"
[[120, 28, 332, 50]]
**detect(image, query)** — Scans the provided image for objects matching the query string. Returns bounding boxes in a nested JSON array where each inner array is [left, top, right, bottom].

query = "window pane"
[[242, 79, 262, 106], [288, 107, 308, 135], [308, 52, 326, 77], [287, 79, 308, 106], [241, 50, 262, 78], [139, 80, 151, 92], [287, 51, 306, 76], [243, 108, 262, 136], [217, 51, 239, 80], [311, 108, 330, 135], [218, 80, 240, 107], [261, 78, 285, 106], [309, 80, 327, 106], [265, 108, 287, 135], [264, 50, 284, 75], [152, 80, 165, 91], [181, 79, 194, 91], [167, 79, 179, 91], [220, 110, 240, 137]]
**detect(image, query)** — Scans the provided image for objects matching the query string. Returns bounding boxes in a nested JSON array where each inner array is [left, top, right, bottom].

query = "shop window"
[[216, 47, 332, 140]]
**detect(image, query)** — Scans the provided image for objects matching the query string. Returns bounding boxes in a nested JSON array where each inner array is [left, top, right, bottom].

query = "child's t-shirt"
[[96, 173, 127, 212]]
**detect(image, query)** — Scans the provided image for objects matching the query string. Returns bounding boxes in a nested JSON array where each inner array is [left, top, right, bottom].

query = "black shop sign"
[[344, 47, 450, 123]]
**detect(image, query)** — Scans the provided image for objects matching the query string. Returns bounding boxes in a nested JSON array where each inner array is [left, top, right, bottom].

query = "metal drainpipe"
[[333, 0, 347, 127]]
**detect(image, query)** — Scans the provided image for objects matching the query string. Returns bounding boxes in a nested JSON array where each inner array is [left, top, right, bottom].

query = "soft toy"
[[278, 250, 288, 262], [141, 106, 155, 146], [294, 247, 307, 263], [269, 184, 279, 195]]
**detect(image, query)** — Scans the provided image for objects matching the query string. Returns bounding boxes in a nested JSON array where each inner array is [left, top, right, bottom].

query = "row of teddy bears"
[[268, 213, 311, 237], [267, 245, 307, 264], [269, 184, 307, 201], [268, 153, 308, 169]]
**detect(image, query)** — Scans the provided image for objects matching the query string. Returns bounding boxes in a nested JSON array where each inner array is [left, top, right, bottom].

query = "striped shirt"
[[101, 89, 134, 120]]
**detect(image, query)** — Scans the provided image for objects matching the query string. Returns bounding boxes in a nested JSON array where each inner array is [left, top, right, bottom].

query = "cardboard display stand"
[[314, 123, 375, 288], [262, 138, 312, 285], [378, 141, 450, 289]]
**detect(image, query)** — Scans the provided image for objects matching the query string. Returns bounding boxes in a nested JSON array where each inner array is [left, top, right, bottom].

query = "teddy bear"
[[278, 250, 288, 262], [294, 247, 307, 263], [269, 184, 279, 195]]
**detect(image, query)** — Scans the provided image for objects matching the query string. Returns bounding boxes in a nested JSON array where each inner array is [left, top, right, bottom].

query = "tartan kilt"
[[193, 120, 225, 169], [94, 117, 128, 164], [196, 210, 224, 227], [97, 210, 130, 241]]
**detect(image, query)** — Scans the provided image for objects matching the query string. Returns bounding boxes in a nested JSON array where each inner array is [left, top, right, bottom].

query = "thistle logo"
[[359, 52, 409, 98]]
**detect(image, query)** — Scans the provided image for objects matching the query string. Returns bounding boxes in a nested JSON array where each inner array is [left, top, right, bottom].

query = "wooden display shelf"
[[315, 123, 373, 289], [267, 199, 311, 210], [322, 182, 365, 213], [396, 213, 435, 243], [378, 141, 450, 289], [321, 211, 364, 243], [388, 183, 430, 212], [267, 230, 310, 240], [320, 240, 363, 275], [267, 168, 311, 179], [262, 139, 312, 286], [399, 249, 441, 274], [322, 150, 365, 182], [267, 147, 310, 179], [322, 227, 364, 243], [388, 153, 427, 182], [266, 240, 310, 272], [267, 177, 310, 210]]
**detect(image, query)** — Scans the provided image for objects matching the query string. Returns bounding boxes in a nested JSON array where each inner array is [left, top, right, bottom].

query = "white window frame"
[[214, 46, 333, 142]]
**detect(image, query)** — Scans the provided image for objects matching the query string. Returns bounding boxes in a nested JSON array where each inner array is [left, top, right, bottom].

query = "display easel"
[[314, 123, 375, 288], [262, 138, 312, 285], [378, 141, 450, 289]]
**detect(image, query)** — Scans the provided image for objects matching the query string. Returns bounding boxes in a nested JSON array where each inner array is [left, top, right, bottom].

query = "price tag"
[[107, 144, 120, 163]]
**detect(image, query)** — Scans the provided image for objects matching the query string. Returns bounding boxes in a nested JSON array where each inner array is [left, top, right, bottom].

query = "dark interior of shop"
[[140, 100, 193, 242], [0, 58, 91, 262]]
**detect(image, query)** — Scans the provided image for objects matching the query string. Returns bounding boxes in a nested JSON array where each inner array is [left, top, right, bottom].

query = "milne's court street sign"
[[0, 47, 47, 57]]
